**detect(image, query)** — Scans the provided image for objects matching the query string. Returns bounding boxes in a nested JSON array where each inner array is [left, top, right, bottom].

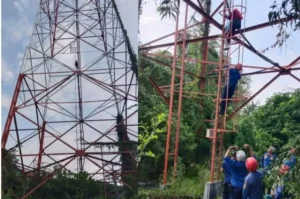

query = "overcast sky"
[[2, 0, 138, 128], [1, 0, 138, 175], [139, 0, 300, 105]]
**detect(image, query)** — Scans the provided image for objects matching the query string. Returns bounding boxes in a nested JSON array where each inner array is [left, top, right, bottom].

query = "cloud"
[[13, 1, 24, 13], [3, 0, 138, 177], [140, 16, 159, 25], [1, 59, 15, 84], [2, 95, 12, 110]]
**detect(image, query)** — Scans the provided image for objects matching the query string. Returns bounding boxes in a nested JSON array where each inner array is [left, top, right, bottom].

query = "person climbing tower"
[[242, 157, 264, 199], [224, 8, 243, 50], [224, 145, 255, 199], [75, 60, 79, 69], [260, 146, 276, 174], [219, 63, 243, 116]]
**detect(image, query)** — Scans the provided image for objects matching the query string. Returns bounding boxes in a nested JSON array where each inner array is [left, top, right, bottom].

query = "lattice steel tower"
[[2, 0, 138, 198]]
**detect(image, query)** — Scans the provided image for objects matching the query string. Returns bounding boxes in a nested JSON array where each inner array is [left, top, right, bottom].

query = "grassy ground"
[[138, 166, 211, 199]]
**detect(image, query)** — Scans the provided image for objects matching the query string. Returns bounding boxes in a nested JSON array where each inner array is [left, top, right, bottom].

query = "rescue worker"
[[273, 148, 297, 199], [224, 145, 255, 199], [221, 151, 236, 199], [242, 157, 264, 199], [260, 146, 276, 195], [224, 8, 243, 50], [219, 64, 243, 116], [260, 146, 277, 173]]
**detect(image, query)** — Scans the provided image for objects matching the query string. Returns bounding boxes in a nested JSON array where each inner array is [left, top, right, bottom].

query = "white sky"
[[1, 0, 138, 180], [139, 0, 300, 105]]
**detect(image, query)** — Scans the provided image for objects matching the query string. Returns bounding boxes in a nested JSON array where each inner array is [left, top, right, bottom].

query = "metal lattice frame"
[[2, 0, 138, 198], [139, 0, 300, 185]]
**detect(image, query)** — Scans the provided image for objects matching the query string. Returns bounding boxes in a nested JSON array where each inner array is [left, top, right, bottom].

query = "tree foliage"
[[138, 13, 250, 183], [2, 149, 119, 199]]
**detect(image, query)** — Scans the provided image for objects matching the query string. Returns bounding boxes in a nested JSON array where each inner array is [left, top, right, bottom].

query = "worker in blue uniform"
[[260, 146, 276, 195], [224, 144, 255, 199], [260, 146, 276, 174], [242, 157, 264, 199], [274, 148, 297, 199], [221, 151, 236, 199], [219, 64, 243, 116]]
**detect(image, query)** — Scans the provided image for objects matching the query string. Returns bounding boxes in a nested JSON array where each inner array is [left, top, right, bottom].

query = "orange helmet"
[[236, 63, 243, 70], [246, 157, 258, 172]]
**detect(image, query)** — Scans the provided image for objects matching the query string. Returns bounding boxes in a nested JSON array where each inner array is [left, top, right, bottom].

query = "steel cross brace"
[[181, 0, 293, 71], [227, 57, 300, 120]]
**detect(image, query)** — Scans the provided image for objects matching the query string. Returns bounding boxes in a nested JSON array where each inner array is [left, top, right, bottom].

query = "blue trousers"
[[223, 182, 232, 199], [220, 85, 236, 115], [232, 186, 243, 199]]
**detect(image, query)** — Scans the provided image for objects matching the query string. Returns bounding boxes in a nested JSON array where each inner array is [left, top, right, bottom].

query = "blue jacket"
[[224, 66, 241, 87], [224, 156, 248, 188], [260, 153, 276, 171], [242, 170, 264, 199], [275, 155, 297, 199], [284, 155, 296, 168], [222, 160, 232, 183]]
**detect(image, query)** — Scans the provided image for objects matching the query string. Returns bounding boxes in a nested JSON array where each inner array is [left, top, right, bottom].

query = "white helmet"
[[269, 146, 276, 153], [236, 150, 246, 161]]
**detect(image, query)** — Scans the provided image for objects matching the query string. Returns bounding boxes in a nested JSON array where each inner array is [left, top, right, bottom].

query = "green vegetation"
[[1, 149, 125, 199], [138, 1, 300, 198]]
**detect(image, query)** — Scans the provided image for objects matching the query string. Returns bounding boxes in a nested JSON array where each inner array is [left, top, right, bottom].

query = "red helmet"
[[246, 157, 258, 172], [236, 63, 243, 70]]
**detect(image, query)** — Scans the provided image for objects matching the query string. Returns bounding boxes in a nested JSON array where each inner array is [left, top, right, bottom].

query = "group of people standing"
[[222, 145, 297, 199]]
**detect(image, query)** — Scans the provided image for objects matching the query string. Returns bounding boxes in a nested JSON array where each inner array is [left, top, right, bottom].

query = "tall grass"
[[138, 163, 212, 199]]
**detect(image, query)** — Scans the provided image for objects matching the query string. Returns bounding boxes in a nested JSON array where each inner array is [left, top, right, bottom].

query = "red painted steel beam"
[[16, 111, 77, 151], [210, 0, 228, 183], [183, 0, 222, 29], [140, 35, 220, 51], [289, 73, 300, 82], [37, 122, 46, 172], [286, 56, 300, 70], [143, 55, 201, 78], [141, 1, 223, 47], [173, 3, 189, 179], [20, 156, 75, 199], [85, 109, 137, 151], [184, 0, 294, 33], [149, 77, 170, 105], [2, 74, 24, 149], [51, 0, 60, 57], [227, 73, 281, 120], [163, 8, 181, 185]]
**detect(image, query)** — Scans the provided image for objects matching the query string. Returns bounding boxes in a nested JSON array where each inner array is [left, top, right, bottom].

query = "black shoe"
[[223, 43, 229, 50]]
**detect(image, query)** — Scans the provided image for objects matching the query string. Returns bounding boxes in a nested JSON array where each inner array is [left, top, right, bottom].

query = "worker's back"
[[222, 160, 232, 183], [243, 170, 264, 199], [228, 68, 241, 87], [224, 157, 248, 188]]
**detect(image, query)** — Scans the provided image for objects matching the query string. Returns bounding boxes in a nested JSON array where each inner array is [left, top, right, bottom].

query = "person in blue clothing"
[[219, 63, 243, 115], [221, 151, 236, 199], [224, 144, 255, 199], [260, 146, 276, 195], [260, 146, 276, 173], [273, 148, 297, 199], [242, 157, 264, 199]]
